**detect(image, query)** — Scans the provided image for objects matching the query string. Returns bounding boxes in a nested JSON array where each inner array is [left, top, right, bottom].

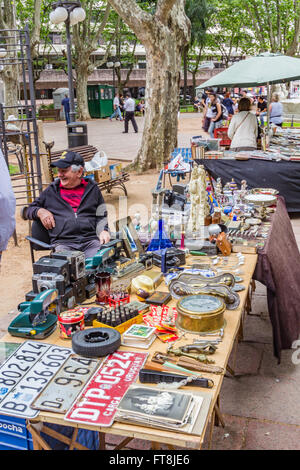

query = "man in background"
[[256, 95, 268, 127], [123, 93, 138, 134], [110, 92, 123, 121], [0, 149, 16, 270], [61, 94, 70, 124]]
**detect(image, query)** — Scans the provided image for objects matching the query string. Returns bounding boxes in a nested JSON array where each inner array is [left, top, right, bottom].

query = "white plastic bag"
[[84, 150, 108, 172]]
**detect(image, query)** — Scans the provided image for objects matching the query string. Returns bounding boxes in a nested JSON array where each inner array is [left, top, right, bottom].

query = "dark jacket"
[[26, 178, 108, 245]]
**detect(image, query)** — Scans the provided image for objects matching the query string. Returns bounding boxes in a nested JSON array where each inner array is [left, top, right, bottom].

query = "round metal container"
[[176, 294, 225, 334], [58, 309, 85, 339]]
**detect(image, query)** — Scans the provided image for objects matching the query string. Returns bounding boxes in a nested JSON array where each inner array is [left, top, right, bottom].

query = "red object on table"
[[64, 350, 147, 427], [108, 294, 130, 308], [214, 127, 231, 147]]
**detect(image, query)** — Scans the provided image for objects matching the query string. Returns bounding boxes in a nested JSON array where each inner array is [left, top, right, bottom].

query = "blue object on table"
[[224, 206, 232, 215], [147, 219, 173, 252]]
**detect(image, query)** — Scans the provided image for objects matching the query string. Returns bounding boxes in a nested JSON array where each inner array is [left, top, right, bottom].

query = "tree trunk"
[[107, 0, 190, 171], [135, 33, 183, 171], [3, 68, 19, 110], [75, 62, 91, 121]]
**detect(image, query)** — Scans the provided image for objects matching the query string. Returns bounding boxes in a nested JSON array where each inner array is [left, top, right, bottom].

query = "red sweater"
[[59, 178, 88, 212]]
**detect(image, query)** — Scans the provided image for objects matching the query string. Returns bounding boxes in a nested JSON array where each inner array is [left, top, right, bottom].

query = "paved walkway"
[[43, 112, 202, 160], [21, 115, 300, 449]]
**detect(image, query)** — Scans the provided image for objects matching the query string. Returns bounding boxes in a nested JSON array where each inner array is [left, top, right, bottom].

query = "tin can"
[[58, 309, 85, 339]]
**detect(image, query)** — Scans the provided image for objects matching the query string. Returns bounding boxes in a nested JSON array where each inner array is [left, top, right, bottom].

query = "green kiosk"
[[87, 84, 114, 118]]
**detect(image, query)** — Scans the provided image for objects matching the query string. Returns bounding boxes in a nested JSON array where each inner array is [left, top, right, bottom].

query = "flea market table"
[[196, 158, 300, 213], [0, 253, 258, 451]]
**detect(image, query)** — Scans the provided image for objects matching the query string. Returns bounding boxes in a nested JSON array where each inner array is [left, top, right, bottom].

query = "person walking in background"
[[223, 92, 234, 117], [202, 89, 217, 132], [119, 94, 125, 119], [110, 92, 123, 121], [123, 93, 138, 133], [61, 94, 70, 124], [207, 92, 223, 138], [0, 149, 16, 270]]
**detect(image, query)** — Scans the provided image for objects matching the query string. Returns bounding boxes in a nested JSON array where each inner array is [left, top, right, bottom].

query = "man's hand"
[[37, 208, 56, 230], [99, 230, 110, 245]]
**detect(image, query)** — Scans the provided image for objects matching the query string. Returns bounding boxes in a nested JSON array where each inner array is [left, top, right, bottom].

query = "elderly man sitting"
[[26, 151, 110, 257]]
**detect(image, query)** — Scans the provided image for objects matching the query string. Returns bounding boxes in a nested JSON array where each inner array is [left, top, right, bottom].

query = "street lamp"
[[50, 1, 86, 124], [106, 60, 121, 90]]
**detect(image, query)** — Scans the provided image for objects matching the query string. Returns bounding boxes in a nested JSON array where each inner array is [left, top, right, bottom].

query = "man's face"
[[58, 166, 83, 188]]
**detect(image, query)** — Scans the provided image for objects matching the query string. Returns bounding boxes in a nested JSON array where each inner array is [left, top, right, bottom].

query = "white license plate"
[[0, 345, 72, 418], [0, 341, 51, 403], [31, 355, 101, 414]]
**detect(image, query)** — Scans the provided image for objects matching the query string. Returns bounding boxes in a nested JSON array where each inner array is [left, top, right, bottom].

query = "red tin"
[[58, 309, 85, 339]]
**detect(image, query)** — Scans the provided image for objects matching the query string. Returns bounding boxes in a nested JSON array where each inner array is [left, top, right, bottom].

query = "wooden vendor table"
[[1, 253, 258, 451]]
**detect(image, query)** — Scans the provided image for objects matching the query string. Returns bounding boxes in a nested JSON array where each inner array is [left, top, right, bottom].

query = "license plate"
[[31, 355, 101, 414], [0, 345, 72, 418], [64, 350, 147, 427], [0, 341, 52, 403]]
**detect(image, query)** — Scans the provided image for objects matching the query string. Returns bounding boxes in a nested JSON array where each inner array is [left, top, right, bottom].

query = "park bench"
[[38, 109, 60, 121], [48, 144, 130, 196]]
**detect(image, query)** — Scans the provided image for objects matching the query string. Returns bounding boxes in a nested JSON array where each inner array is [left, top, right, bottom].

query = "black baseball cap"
[[50, 150, 84, 169]]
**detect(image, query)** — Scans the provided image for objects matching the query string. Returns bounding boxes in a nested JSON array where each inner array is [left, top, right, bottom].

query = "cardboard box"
[[94, 164, 111, 183], [109, 163, 122, 180]]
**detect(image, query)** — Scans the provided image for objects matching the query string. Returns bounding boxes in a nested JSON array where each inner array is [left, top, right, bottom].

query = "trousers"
[[124, 111, 138, 133], [54, 238, 101, 258]]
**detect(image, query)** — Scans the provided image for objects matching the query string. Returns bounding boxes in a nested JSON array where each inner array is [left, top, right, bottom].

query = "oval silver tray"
[[244, 193, 277, 207]]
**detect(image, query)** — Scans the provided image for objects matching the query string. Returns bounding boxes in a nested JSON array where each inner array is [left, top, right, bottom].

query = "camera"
[[32, 272, 66, 296], [33, 257, 70, 286], [51, 251, 86, 281]]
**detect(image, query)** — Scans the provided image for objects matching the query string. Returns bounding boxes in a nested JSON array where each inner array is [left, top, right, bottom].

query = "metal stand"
[[0, 25, 43, 211]]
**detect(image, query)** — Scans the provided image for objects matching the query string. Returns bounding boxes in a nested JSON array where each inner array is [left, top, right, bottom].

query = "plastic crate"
[[41, 423, 99, 450], [0, 414, 33, 450], [108, 294, 130, 308], [214, 127, 231, 146]]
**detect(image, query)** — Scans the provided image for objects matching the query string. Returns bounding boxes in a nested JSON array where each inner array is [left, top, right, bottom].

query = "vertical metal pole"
[[0, 103, 8, 166], [267, 82, 270, 136], [65, 17, 76, 124], [24, 25, 43, 195]]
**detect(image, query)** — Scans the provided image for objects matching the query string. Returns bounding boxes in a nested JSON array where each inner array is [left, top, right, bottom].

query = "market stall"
[[0, 252, 257, 450], [1, 158, 299, 450], [195, 157, 300, 212]]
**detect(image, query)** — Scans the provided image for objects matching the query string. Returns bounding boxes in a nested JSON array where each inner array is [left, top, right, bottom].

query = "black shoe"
[[135, 131, 138, 133], [122, 131, 128, 133]]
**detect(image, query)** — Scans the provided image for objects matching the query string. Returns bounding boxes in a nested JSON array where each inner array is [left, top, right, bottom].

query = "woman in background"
[[227, 97, 258, 151], [269, 93, 283, 127]]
